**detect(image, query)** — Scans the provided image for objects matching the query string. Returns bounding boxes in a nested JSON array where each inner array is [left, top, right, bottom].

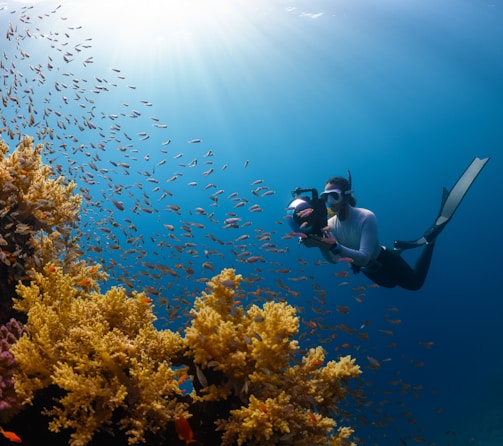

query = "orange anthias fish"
[[174, 416, 200, 445], [0, 426, 22, 443]]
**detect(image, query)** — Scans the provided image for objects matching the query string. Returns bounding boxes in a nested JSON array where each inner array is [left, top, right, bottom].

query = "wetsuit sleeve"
[[338, 212, 378, 266]]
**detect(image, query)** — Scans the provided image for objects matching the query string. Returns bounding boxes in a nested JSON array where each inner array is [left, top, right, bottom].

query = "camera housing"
[[286, 187, 328, 236]]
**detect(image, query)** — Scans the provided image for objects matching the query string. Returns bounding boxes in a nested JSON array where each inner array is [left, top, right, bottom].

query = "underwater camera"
[[286, 187, 328, 237]]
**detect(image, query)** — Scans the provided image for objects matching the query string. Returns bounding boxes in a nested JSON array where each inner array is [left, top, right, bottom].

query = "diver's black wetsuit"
[[358, 244, 435, 291]]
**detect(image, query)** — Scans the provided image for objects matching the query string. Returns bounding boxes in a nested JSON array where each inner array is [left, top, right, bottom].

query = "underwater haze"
[[1, 0, 502, 444]]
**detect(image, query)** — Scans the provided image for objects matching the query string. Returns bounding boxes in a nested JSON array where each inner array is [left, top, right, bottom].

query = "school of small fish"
[[0, 4, 441, 444]]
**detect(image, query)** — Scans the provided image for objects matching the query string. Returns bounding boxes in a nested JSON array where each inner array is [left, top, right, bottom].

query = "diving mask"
[[320, 188, 352, 205]]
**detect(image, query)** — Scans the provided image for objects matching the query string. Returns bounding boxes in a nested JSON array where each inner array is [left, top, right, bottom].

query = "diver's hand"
[[299, 234, 337, 249], [298, 234, 319, 248]]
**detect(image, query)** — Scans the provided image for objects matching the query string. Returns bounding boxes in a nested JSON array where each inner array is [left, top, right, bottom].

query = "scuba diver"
[[289, 157, 489, 290]]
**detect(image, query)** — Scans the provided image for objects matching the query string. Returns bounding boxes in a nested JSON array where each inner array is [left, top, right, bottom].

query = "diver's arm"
[[299, 233, 339, 263], [331, 213, 378, 266]]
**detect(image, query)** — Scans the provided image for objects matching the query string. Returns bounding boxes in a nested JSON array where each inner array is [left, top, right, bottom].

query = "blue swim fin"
[[394, 156, 490, 252]]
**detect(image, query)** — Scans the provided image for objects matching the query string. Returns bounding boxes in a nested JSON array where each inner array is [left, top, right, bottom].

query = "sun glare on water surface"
[[63, 0, 259, 49]]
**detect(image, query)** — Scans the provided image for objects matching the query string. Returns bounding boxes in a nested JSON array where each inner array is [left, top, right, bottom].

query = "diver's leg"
[[380, 246, 435, 291], [362, 248, 410, 288], [360, 249, 397, 288], [362, 245, 435, 291], [362, 266, 397, 288], [387, 249, 424, 290], [423, 221, 448, 244], [408, 242, 435, 290]]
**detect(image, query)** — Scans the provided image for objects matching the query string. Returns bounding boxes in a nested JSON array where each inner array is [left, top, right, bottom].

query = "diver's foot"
[[423, 219, 449, 244], [393, 239, 422, 252]]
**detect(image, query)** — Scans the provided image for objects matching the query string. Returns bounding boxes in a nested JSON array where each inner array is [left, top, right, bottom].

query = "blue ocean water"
[[1, 0, 502, 445]]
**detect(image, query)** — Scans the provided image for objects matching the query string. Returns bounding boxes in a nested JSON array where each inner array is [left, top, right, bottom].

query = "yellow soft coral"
[[0, 137, 81, 228], [217, 392, 338, 446], [0, 137, 82, 315], [215, 346, 360, 446], [12, 266, 188, 446], [1, 136, 362, 445], [185, 268, 246, 373], [185, 268, 300, 392], [9, 261, 360, 446], [185, 268, 361, 445]]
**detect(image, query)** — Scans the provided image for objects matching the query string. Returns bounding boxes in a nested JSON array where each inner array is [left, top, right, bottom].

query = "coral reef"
[[0, 137, 81, 323], [0, 318, 27, 422], [7, 266, 361, 446], [185, 268, 361, 446], [0, 136, 361, 445], [12, 264, 189, 446]]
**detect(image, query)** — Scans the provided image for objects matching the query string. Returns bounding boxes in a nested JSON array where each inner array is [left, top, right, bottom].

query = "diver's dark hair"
[[325, 176, 357, 207]]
